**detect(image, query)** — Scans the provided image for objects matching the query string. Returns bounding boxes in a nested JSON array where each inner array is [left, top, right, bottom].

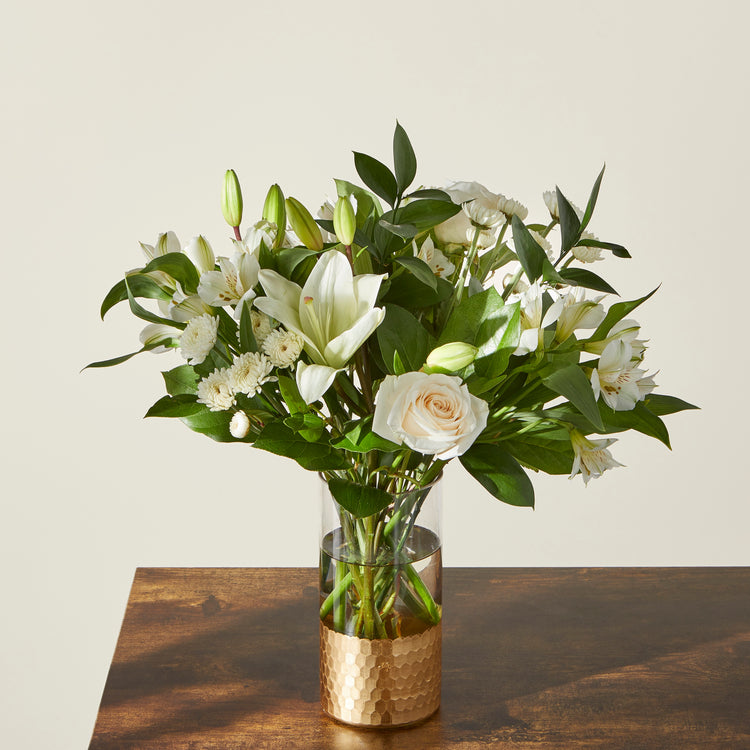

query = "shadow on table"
[[91, 569, 750, 748]]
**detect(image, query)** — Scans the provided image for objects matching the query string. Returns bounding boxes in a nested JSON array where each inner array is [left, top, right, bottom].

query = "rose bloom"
[[373, 372, 489, 460]]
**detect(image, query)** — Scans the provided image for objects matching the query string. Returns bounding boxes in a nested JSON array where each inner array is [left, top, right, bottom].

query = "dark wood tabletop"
[[89, 567, 750, 749]]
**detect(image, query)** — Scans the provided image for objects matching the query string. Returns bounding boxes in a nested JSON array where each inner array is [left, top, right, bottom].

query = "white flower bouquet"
[[90, 123, 694, 641]]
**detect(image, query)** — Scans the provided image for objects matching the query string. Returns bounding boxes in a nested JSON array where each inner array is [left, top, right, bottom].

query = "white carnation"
[[229, 352, 274, 396], [529, 229, 554, 262], [180, 313, 219, 365], [543, 190, 584, 222], [229, 410, 251, 438], [497, 194, 528, 221], [251, 310, 274, 344], [572, 231, 604, 263], [262, 328, 304, 369], [197, 368, 235, 411]]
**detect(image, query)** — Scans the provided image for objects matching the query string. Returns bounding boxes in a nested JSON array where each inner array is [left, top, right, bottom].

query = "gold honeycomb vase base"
[[319, 621, 441, 728]]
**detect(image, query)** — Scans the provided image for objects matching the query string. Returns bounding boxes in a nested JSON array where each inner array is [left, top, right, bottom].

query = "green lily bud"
[[262, 184, 286, 249], [424, 342, 478, 374], [221, 169, 243, 228], [286, 197, 324, 251], [333, 195, 356, 246]]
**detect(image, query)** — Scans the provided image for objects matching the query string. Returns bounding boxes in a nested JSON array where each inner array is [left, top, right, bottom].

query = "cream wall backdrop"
[[2, 0, 749, 747]]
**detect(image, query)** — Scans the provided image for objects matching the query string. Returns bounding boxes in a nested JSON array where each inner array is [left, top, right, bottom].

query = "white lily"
[[590, 340, 656, 411], [140, 230, 181, 261], [569, 430, 623, 484], [414, 237, 455, 278], [513, 282, 564, 356], [234, 220, 279, 256], [254, 249, 386, 403], [198, 254, 259, 318], [184, 235, 215, 274]]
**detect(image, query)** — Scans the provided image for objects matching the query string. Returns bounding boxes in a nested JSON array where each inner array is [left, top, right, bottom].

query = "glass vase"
[[318, 476, 442, 727]]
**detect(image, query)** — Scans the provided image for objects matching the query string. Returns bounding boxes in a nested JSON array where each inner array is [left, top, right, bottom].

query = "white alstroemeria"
[[184, 235, 215, 274], [572, 231, 603, 263], [414, 237, 455, 278], [140, 231, 181, 261], [463, 197, 506, 229], [542, 191, 583, 222], [262, 328, 305, 369], [254, 249, 386, 403], [569, 430, 623, 484], [584, 318, 647, 361], [180, 313, 219, 365], [139, 324, 180, 353], [513, 282, 564, 356], [554, 288, 606, 343], [198, 254, 259, 317], [156, 281, 212, 323], [497, 194, 528, 221], [591, 340, 656, 411], [197, 368, 235, 411]]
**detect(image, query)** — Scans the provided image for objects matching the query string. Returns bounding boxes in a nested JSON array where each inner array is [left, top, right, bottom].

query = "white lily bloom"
[[139, 324, 179, 353], [569, 430, 623, 484], [235, 220, 279, 256], [317, 200, 337, 243], [196, 368, 235, 411], [156, 281, 212, 323], [254, 249, 386, 403], [542, 191, 583, 222], [591, 340, 656, 411], [198, 255, 259, 316], [180, 313, 219, 365], [140, 231, 181, 261], [513, 282, 564, 356], [414, 237, 455, 278], [554, 288, 606, 343]]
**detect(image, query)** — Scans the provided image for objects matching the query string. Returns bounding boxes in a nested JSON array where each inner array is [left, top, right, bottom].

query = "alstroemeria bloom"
[[584, 318, 647, 361], [513, 282, 564, 356], [569, 430, 623, 484], [198, 254, 260, 318], [414, 237, 455, 278], [254, 249, 386, 403], [554, 288, 606, 343], [591, 340, 656, 411]]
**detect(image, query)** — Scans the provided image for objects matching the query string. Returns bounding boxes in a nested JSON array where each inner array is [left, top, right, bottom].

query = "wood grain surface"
[[89, 568, 750, 749]]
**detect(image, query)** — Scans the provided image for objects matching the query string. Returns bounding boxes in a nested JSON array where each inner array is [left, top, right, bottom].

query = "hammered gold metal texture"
[[319, 621, 441, 727]]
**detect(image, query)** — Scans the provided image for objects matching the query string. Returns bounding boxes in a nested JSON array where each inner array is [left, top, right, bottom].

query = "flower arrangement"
[[90, 123, 694, 640]]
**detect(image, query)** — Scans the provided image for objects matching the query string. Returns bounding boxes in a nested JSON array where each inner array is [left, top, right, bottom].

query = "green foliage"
[[254, 421, 349, 470], [376, 304, 434, 374], [460, 444, 535, 507], [542, 364, 605, 431], [393, 121, 417, 195], [162, 365, 199, 395], [328, 478, 393, 518]]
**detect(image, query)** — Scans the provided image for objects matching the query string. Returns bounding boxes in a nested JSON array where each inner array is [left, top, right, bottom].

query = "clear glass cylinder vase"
[[318, 476, 442, 727]]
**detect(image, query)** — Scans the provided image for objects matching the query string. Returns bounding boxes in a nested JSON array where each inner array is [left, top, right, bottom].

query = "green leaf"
[[254, 421, 349, 470], [333, 419, 401, 453], [393, 255, 437, 290], [284, 412, 327, 442], [258, 239, 277, 270], [278, 374, 307, 414], [405, 188, 452, 201], [542, 364, 604, 430], [598, 402, 672, 448], [142, 252, 200, 293], [100, 274, 171, 319], [238, 301, 259, 353], [460, 444, 535, 508], [642, 394, 699, 416], [393, 121, 417, 195], [181, 408, 251, 443], [382, 274, 453, 308], [558, 268, 618, 295], [378, 219, 418, 240], [376, 304, 433, 374], [590, 287, 659, 341], [328, 478, 393, 518], [579, 164, 605, 233], [125, 277, 186, 329], [162, 365, 199, 395], [505, 435, 575, 475], [83, 343, 161, 369], [575, 238, 631, 258], [334, 179, 384, 218], [557, 187, 582, 255], [277, 247, 320, 278], [511, 215, 548, 283], [394, 199, 460, 229], [145, 394, 204, 418], [353, 151, 398, 206]]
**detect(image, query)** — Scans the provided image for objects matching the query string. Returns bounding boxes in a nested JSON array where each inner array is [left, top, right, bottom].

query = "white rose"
[[372, 372, 489, 460]]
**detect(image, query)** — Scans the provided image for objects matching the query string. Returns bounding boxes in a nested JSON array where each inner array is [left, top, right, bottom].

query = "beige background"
[[2, 1, 749, 747]]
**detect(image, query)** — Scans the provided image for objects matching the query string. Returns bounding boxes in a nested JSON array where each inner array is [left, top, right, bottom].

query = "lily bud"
[[185, 235, 215, 274], [221, 169, 243, 228], [262, 184, 286, 248], [286, 197, 324, 251], [424, 342, 478, 374], [333, 195, 356, 246]]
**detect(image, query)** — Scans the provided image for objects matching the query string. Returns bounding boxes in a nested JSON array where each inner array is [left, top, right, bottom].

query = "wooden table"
[[89, 568, 750, 749]]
